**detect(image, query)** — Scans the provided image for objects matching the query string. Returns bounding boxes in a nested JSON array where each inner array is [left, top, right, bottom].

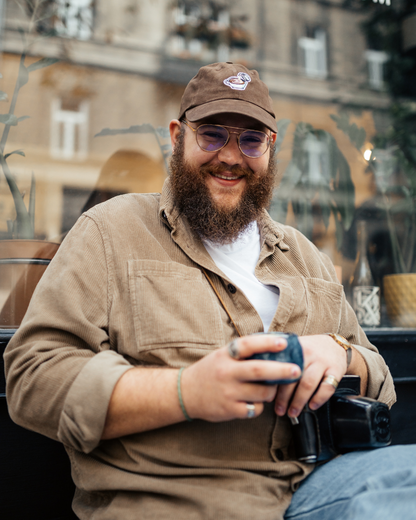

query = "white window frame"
[[50, 99, 89, 161], [298, 29, 327, 79], [365, 50, 388, 90], [303, 134, 330, 185]]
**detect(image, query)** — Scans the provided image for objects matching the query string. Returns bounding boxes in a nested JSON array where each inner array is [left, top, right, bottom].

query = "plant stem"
[[0, 52, 32, 237], [0, 154, 33, 238], [382, 190, 406, 274], [153, 130, 169, 175], [0, 53, 26, 154], [405, 208, 416, 273]]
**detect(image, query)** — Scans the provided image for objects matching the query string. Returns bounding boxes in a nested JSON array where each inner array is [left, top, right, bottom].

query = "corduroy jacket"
[[5, 179, 395, 520]]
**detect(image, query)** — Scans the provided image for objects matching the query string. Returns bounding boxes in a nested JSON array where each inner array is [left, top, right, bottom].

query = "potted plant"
[[0, 50, 59, 327], [369, 103, 416, 327]]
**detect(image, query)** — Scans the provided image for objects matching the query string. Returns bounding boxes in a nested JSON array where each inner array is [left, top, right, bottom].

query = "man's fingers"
[[226, 334, 287, 360], [237, 401, 264, 420], [274, 382, 297, 416], [286, 366, 324, 417], [237, 381, 277, 403], [308, 373, 340, 411], [286, 368, 342, 417], [237, 359, 301, 384]]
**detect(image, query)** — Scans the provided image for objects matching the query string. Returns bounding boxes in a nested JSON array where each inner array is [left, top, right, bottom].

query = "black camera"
[[247, 332, 304, 384], [247, 333, 391, 463], [291, 375, 391, 463]]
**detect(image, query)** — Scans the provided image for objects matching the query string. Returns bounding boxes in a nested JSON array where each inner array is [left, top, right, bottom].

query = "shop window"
[[365, 50, 388, 90], [55, 0, 94, 41], [50, 99, 89, 160], [298, 29, 327, 79], [1, 0, 415, 334]]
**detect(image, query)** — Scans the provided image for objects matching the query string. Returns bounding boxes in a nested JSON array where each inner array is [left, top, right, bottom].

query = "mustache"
[[199, 163, 254, 178]]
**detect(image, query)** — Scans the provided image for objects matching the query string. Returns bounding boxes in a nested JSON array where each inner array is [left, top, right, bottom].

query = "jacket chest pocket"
[[128, 260, 224, 352]]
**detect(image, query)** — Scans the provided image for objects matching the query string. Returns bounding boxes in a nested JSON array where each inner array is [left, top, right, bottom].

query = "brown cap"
[[178, 62, 277, 132]]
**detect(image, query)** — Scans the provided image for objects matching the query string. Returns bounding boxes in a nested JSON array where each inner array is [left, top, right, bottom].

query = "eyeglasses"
[[180, 120, 271, 158]]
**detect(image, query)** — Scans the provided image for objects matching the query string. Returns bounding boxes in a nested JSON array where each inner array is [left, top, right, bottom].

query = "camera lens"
[[374, 408, 391, 442]]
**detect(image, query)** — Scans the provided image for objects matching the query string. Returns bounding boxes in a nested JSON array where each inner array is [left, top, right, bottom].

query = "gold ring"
[[321, 374, 339, 390], [227, 339, 240, 360], [246, 403, 256, 419]]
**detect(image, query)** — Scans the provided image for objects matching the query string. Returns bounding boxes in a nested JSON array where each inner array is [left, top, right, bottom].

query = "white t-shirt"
[[203, 222, 280, 332]]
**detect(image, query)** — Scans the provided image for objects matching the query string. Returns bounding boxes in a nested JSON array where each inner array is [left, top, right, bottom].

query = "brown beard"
[[170, 130, 276, 244]]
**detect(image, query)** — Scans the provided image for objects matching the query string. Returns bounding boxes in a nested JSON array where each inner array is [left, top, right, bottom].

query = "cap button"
[[226, 61, 233, 64]]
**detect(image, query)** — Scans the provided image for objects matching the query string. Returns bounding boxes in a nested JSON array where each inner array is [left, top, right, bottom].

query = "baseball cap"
[[178, 62, 277, 133]]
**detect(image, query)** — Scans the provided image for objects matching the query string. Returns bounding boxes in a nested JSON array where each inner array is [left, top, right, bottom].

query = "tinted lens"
[[197, 125, 228, 152], [239, 130, 269, 158]]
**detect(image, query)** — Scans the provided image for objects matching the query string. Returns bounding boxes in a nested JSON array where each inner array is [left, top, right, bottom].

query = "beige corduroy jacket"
[[5, 179, 395, 520]]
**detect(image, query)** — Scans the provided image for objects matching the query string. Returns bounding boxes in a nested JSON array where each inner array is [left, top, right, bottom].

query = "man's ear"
[[169, 119, 182, 152], [270, 132, 277, 145]]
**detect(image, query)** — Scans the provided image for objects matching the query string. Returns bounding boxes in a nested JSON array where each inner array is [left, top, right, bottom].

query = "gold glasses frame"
[[180, 119, 271, 158]]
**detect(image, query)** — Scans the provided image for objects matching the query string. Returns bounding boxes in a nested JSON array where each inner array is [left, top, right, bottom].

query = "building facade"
[[0, 0, 415, 328]]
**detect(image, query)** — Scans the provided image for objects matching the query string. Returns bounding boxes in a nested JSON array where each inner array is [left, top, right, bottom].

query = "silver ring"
[[321, 374, 339, 390], [246, 403, 256, 419], [227, 339, 240, 360]]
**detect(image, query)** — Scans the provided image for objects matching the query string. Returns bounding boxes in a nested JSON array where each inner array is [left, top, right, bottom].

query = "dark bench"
[[365, 328, 416, 445], [0, 329, 77, 520]]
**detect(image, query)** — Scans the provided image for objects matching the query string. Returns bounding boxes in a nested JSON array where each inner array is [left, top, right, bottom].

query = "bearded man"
[[5, 62, 416, 520]]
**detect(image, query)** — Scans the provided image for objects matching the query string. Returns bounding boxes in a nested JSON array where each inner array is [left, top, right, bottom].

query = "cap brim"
[[185, 99, 277, 133]]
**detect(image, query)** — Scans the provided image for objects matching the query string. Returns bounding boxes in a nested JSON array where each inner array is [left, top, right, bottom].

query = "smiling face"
[[169, 113, 277, 244], [170, 113, 276, 211]]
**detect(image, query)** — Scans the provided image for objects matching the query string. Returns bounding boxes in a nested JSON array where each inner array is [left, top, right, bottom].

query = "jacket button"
[[227, 284, 237, 294]]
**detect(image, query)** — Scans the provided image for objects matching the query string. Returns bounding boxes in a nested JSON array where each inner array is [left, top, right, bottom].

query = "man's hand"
[[102, 333, 368, 439], [102, 334, 301, 439], [274, 334, 368, 419], [181, 334, 301, 422]]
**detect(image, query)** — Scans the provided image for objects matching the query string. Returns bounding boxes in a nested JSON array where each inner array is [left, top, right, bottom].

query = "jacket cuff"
[[58, 350, 133, 453], [353, 344, 396, 408]]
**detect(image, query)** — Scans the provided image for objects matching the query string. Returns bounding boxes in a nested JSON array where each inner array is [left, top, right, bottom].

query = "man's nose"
[[216, 134, 243, 165]]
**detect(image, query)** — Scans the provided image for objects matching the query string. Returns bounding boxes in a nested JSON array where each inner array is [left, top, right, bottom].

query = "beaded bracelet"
[[177, 367, 193, 422]]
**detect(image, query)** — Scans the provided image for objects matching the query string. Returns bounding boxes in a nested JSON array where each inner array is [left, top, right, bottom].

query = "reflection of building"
[[298, 29, 327, 80], [2, 1, 393, 104], [365, 50, 388, 90], [0, 0, 401, 261], [50, 98, 90, 160]]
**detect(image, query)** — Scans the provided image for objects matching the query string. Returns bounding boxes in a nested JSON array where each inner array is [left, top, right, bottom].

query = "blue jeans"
[[284, 445, 416, 520]]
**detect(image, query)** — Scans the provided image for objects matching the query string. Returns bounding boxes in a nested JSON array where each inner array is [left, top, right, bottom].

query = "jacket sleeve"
[[4, 214, 133, 453], [317, 251, 396, 408], [338, 293, 396, 408]]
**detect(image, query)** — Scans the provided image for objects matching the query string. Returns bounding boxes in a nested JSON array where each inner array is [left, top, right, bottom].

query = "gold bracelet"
[[325, 333, 353, 369]]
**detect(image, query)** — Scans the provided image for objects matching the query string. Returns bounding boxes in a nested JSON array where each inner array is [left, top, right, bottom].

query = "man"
[[5, 62, 415, 520]]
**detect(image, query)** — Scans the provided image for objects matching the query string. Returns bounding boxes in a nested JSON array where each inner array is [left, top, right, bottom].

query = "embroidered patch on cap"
[[223, 72, 251, 91]]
